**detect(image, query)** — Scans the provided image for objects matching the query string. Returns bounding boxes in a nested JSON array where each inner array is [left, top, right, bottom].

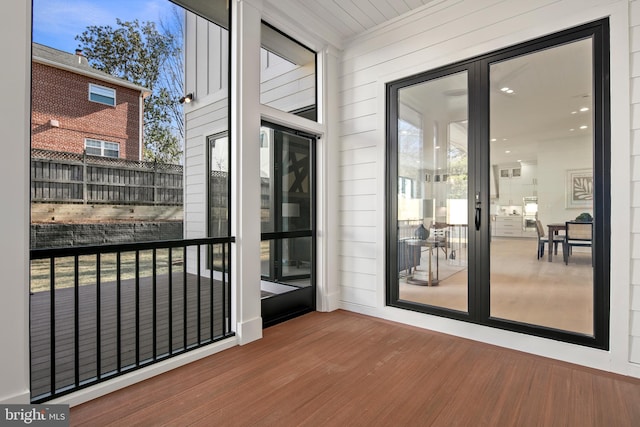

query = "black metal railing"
[[29, 237, 235, 403]]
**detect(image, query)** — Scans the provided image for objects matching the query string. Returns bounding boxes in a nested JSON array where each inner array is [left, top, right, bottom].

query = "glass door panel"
[[396, 71, 469, 313], [488, 39, 594, 335], [388, 20, 608, 348], [208, 133, 230, 271], [260, 123, 315, 327]]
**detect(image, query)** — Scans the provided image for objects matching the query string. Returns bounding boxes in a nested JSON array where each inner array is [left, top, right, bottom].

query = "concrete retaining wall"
[[31, 221, 184, 249]]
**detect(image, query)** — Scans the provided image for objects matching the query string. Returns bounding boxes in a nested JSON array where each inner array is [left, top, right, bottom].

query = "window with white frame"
[[85, 139, 120, 158], [89, 83, 116, 106]]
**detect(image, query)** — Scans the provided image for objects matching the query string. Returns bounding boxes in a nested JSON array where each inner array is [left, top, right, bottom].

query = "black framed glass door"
[[386, 19, 610, 348], [260, 122, 316, 327]]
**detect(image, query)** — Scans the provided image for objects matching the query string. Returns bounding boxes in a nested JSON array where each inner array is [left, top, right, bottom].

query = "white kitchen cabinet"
[[493, 216, 523, 237], [490, 166, 498, 199], [496, 162, 539, 205], [493, 215, 537, 238], [520, 162, 538, 196], [498, 174, 522, 205]]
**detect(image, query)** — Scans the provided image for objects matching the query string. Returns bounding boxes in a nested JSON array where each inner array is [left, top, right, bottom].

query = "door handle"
[[475, 191, 481, 231]]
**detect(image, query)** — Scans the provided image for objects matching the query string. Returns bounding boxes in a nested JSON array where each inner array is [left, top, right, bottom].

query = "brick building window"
[[89, 83, 116, 106], [85, 138, 120, 158]]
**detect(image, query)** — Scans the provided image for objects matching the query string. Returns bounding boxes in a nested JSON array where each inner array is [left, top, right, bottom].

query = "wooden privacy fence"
[[31, 149, 183, 205]]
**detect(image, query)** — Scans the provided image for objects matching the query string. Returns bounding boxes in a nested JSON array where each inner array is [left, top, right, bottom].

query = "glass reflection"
[[260, 22, 317, 121], [489, 39, 594, 335], [396, 72, 469, 312]]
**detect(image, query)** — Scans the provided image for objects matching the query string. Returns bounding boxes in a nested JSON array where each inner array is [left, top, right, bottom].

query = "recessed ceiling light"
[[491, 138, 497, 142], [580, 125, 588, 129], [435, 145, 440, 149], [571, 111, 577, 114], [506, 89, 514, 94], [517, 159, 522, 162], [580, 107, 589, 112], [502, 138, 508, 141], [570, 128, 575, 131], [443, 89, 468, 97], [505, 150, 511, 154], [501, 87, 509, 92]]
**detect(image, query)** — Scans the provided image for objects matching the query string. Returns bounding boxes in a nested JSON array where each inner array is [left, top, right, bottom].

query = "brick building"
[[31, 43, 150, 161]]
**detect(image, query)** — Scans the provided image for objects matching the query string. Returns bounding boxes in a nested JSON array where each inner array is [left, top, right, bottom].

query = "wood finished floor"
[[400, 237, 593, 334], [70, 310, 640, 427]]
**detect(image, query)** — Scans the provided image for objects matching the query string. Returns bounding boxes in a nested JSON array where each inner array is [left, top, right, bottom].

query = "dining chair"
[[563, 221, 593, 265], [535, 220, 563, 260], [428, 222, 449, 259]]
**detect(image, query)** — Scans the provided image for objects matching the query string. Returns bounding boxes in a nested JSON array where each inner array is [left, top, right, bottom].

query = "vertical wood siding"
[[184, 11, 230, 244]]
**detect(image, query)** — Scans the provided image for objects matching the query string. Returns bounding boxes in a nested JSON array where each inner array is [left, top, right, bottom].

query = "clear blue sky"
[[33, 0, 174, 53]]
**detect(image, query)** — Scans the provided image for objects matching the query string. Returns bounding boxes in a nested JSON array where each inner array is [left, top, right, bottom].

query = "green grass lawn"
[[30, 246, 230, 293], [29, 248, 185, 293]]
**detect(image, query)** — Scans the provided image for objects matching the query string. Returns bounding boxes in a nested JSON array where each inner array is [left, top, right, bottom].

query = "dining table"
[[547, 223, 566, 262]]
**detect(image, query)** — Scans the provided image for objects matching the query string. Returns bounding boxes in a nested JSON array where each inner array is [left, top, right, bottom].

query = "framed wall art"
[[566, 168, 593, 208]]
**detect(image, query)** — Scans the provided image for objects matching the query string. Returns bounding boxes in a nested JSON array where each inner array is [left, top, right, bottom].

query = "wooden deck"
[[30, 272, 229, 400], [70, 310, 640, 426]]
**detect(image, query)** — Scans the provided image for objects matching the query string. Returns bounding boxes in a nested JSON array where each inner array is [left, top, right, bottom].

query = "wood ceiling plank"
[[300, 0, 365, 37], [366, 0, 400, 21], [388, 0, 411, 15], [335, 1, 377, 30], [358, 0, 388, 26]]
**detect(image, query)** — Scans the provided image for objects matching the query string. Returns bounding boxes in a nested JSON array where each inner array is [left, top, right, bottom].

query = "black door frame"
[[386, 19, 610, 349], [260, 121, 317, 327]]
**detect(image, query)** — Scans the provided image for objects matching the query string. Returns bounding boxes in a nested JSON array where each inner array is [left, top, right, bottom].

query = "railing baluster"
[[197, 244, 201, 345], [74, 255, 80, 387], [135, 250, 140, 367], [168, 248, 173, 355], [96, 253, 101, 380], [50, 257, 56, 396], [183, 246, 187, 350], [222, 242, 227, 334], [116, 252, 121, 373], [210, 244, 214, 341], [152, 248, 157, 361]]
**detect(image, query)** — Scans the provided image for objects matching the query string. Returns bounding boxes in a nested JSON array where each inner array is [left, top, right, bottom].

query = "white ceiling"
[[296, 0, 435, 38], [264, 0, 437, 48], [263, 1, 592, 168]]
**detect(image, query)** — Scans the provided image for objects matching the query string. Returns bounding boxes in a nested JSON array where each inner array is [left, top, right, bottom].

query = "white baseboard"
[[236, 316, 263, 345], [318, 290, 341, 312], [0, 389, 31, 404], [339, 302, 640, 379]]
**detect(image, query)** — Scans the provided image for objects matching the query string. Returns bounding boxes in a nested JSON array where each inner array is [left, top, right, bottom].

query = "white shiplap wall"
[[184, 11, 315, 245], [183, 7, 318, 285], [337, 0, 637, 373], [260, 51, 315, 113], [184, 11, 231, 240], [630, 0, 640, 363], [184, 12, 230, 275]]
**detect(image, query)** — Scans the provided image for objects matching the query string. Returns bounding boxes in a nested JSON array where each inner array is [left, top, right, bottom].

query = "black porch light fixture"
[[179, 93, 193, 104]]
